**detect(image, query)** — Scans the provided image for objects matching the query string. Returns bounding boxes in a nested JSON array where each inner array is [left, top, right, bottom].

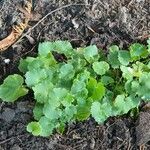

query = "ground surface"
[[0, 0, 150, 149]]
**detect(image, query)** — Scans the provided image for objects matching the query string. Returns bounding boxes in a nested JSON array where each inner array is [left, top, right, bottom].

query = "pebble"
[[3, 59, 10, 64]]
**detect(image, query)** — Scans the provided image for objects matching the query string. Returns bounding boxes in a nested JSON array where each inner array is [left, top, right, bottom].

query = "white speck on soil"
[[4, 59, 10, 64]]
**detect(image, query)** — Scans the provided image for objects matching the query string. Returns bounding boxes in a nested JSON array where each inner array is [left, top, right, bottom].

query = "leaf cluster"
[[0, 39, 150, 136]]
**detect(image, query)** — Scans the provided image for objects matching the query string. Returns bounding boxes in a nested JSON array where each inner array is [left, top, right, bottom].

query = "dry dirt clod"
[[136, 111, 150, 145], [1, 108, 16, 123]]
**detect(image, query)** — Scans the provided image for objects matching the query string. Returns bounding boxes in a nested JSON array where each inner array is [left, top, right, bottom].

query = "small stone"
[[4, 59, 10, 64]]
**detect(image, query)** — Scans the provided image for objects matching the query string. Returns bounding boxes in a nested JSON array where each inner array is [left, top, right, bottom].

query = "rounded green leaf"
[[129, 43, 148, 61], [61, 93, 74, 107], [125, 80, 132, 94], [18, 57, 35, 73], [71, 79, 88, 98], [76, 99, 91, 121], [48, 88, 68, 107], [101, 76, 114, 85], [57, 122, 65, 134], [76, 70, 90, 82], [62, 105, 77, 122], [125, 96, 140, 111], [32, 80, 53, 103], [113, 95, 127, 115], [114, 95, 140, 115], [39, 116, 55, 136], [108, 45, 120, 68], [118, 50, 131, 66], [43, 103, 62, 120], [27, 122, 41, 136], [59, 64, 75, 80], [70, 56, 87, 72], [87, 77, 97, 96], [33, 103, 44, 120], [92, 82, 105, 100], [91, 101, 110, 123], [87, 78, 105, 101], [38, 42, 54, 56], [120, 66, 133, 80], [83, 45, 99, 62], [25, 69, 47, 87], [147, 38, 150, 52], [0, 74, 28, 102], [71, 79, 86, 94], [92, 61, 110, 75], [137, 72, 150, 99], [53, 41, 73, 57]]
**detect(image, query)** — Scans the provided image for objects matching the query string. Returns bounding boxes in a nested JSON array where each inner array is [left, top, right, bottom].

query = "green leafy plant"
[[0, 39, 150, 136]]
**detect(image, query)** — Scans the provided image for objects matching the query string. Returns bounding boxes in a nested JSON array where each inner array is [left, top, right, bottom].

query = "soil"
[[0, 0, 150, 149]]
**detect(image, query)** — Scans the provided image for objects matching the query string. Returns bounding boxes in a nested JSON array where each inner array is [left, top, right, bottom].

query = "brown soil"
[[0, 0, 150, 149]]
